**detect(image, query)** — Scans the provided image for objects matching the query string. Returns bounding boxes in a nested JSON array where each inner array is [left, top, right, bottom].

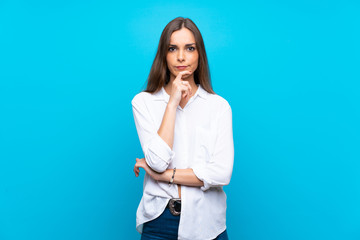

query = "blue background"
[[1, 0, 359, 239]]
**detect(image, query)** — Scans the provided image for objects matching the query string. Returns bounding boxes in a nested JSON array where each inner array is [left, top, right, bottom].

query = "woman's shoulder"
[[131, 91, 149, 103], [198, 85, 231, 109], [206, 92, 231, 110], [131, 90, 161, 106]]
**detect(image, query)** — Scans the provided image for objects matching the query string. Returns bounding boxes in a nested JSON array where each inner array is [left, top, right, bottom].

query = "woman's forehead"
[[169, 28, 196, 45]]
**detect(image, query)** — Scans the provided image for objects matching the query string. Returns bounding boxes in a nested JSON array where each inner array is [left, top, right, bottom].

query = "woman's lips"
[[176, 66, 188, 70]]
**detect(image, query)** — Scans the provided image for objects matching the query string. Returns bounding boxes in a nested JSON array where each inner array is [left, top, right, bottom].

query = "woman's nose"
[[177, 50, 185, 62]]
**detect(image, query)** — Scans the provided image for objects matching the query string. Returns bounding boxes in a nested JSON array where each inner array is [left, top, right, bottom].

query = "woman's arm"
[[131, 70, 191, 173], [191, 106, 234, 191], [157, 70, 192, 149], [132, 99, 175, 173], [134, 158, 204, 187], [134, 105, 234, 190], [157, 104, 177, 149]]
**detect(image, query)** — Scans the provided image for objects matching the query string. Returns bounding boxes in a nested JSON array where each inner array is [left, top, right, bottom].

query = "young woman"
[[132, 17, 234, 240]]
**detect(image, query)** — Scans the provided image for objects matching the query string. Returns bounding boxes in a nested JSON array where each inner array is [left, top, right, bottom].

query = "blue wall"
[[1, 0, 359, 239]]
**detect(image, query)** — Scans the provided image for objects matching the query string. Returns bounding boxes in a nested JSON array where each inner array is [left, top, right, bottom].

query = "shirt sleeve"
[[131, 95, 175, 173], [191, 106, 234, 191]]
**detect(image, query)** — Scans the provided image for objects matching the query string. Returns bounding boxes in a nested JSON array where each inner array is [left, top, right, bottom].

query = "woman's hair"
[[145, 17, 214, 94]]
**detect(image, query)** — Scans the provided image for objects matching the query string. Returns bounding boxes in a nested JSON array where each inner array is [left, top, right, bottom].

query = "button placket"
[[182, 111, 189, 166]]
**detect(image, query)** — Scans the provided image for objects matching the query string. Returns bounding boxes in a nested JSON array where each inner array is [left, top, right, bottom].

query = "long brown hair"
[[145, 17, 214, 94]]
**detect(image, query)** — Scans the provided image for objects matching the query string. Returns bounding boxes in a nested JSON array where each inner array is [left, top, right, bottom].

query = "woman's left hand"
[[134, 158, 163, 181]]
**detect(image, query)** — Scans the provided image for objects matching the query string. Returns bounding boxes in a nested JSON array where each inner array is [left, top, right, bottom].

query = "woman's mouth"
[[176, 66, 188, 70]]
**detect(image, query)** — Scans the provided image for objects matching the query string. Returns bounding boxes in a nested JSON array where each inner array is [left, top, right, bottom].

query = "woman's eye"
[[188, 46, 195, 51], [168, 47, 176, 52]]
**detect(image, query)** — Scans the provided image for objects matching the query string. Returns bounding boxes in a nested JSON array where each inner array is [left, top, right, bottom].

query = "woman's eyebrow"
[[169, 43, 196, 47]]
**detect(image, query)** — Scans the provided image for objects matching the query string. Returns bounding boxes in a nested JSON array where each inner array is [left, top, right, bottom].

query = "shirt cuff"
[[145, 134, 175, 172], [191, 163, 211, 191]]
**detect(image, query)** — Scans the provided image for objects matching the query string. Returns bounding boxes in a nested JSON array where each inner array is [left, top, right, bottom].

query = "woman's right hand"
[[168, 70, 193, 108]]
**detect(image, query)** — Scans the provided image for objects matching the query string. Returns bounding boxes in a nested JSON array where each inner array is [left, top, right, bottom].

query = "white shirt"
[[131, 84, 234, 240]]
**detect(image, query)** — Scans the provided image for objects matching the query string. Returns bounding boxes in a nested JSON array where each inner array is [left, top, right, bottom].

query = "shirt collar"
[[153, 84, 208, 103]]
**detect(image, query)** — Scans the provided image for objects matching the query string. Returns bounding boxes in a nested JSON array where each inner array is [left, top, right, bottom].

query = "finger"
[[175, 71, 192, 80], [178, 86, 187, 97], [181, 87, 190, 98], [178, 70, 192, 76], [179, 82, 191, 91], [174, 79, 190, 90], [180, 81, 192, 95], [136, 167, 140, 176], [182, 87, 191, 99], [181, 91, 191, 100], [181, 80, 191, 86]]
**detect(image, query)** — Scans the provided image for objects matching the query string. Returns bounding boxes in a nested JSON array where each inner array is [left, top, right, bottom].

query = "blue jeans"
[[141, 207, 229, 240]]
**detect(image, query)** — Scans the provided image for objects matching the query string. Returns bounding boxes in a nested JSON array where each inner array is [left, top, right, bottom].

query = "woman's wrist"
[[167, 98, 179, 110], [159, 169, 173, 183]]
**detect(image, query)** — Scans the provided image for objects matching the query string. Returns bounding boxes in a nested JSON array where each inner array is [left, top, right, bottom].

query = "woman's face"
[[166, 27, 199, 81]]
